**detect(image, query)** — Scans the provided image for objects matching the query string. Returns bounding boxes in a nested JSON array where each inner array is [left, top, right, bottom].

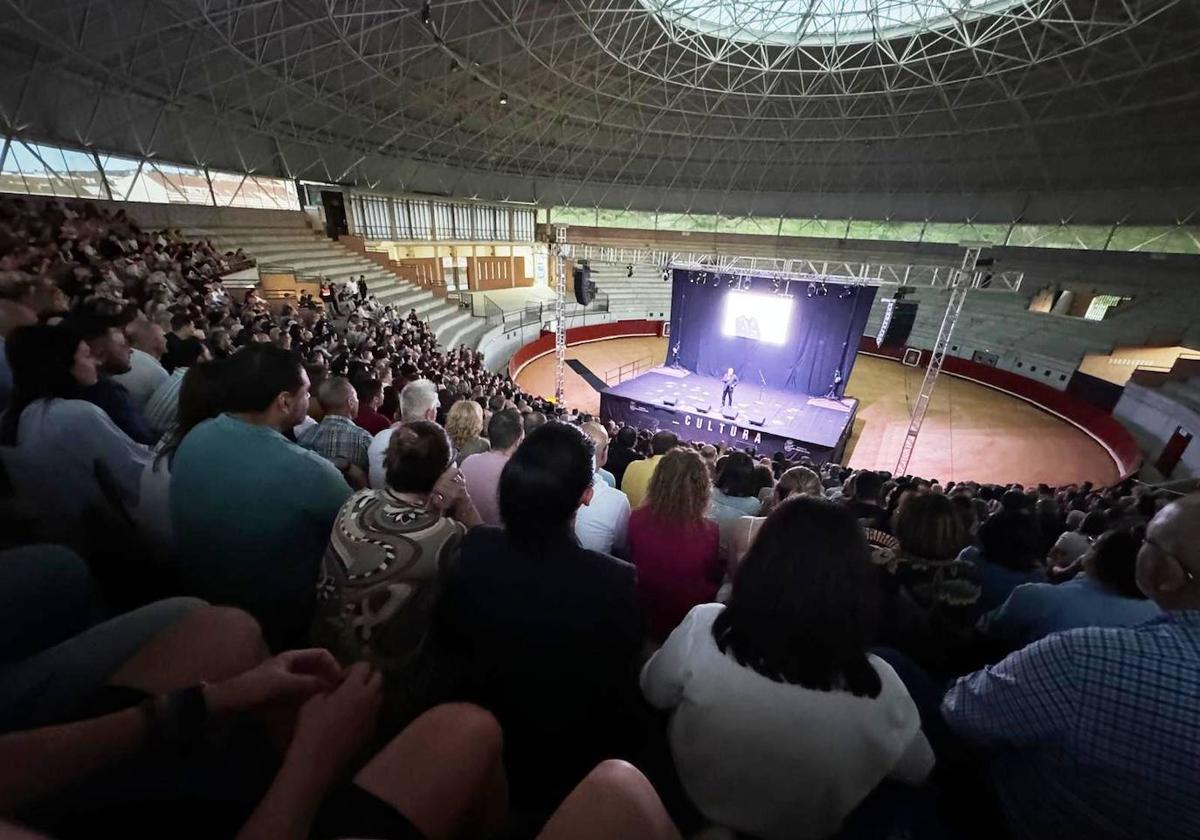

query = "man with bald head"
[[574, 421, 631, 556], [942, 493, 1200, 840], [297, 375, 372, 488], [113, 318, 170, 409]]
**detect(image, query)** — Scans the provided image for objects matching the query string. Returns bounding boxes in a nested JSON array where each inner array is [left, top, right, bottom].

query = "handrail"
[[604, 355, 654, 385], [483, 290, 611, 328]]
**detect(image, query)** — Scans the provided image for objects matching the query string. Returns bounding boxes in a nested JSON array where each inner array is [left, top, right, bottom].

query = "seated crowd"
[[0, 197, 1198, 840]]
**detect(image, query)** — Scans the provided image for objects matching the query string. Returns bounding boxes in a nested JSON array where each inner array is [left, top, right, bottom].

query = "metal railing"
[[482, 290, 610, 329], [605, 355, 654, 386]]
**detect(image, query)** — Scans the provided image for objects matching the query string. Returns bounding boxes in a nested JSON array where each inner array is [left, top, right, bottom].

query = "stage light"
[[807, 283, 816, 297], [840, 285, 854, 298], [499, 92, 509, 105], [662, 268, 670, 282], [626, 264, 633, 278], [818, 283, 828, 297], [421, 0, 432, 26]]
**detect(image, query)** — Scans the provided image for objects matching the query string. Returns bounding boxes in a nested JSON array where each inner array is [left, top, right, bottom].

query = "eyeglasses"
[[1145, 535, 1195, 582]]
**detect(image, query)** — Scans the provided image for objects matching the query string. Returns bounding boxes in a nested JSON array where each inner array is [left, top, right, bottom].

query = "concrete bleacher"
[[179, 214, 480, 348], [586, 263, 672, 321]]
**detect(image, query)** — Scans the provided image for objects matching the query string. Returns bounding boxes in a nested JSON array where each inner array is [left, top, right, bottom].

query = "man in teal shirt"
[[171, 345, 351, 650]]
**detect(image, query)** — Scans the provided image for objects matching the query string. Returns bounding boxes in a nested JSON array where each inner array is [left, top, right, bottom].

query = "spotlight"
[[818, 283, 828, 297], [421, 0, 432, 26], [840, 285, 854, 299], [499, 93, 509, 105], [807, 283, 816, 297], [662, 268, 670, 282], [626, 264, 633, 278]]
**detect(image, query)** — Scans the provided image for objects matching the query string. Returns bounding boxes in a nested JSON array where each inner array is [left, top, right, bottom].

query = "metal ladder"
[[893, 245, 984, 476]]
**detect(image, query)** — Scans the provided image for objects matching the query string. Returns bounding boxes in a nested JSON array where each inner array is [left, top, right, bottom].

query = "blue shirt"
[[171, 413, 351, 648], [959, 545, 1046, 616], [978, 573, 1161, 644], [943, 611, 1200, 840]]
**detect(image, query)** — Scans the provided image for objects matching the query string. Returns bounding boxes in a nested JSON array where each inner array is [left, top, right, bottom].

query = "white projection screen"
[[720, 290, 794, 345]]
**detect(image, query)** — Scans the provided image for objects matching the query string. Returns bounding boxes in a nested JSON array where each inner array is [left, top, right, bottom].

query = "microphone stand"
[[757, 369, 766, 403]]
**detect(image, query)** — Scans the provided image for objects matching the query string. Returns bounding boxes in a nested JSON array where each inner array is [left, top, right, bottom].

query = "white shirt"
[[294, 415, 318, 439], [1, 399, 152, 539], [368, 425, 396, 490], [112, 348, 169, 409], [641, 603, 934, 840], [574, 472, 631, 555], [144, 367, 187, 437], [1052, 530, 1092, 564]]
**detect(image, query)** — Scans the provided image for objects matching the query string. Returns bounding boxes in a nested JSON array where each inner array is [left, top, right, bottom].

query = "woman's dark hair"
[[978, 510, 1042, 571], [158, 359, 229, 465], [222, 344, 303, 413], [713, 497, 882, 697], [499, 422, 595, 549], [379, 385, 399, 421], [384, 421, 452, 494], [1086, 529, 1146, 599], [715, 451, 758, 498], [0, 324, 85, 445], [894, 491, 968, 561]]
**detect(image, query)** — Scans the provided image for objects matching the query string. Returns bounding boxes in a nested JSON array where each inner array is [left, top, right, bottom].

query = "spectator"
[[298, 376, 372, 487], [846, 469, 890, 532], [143, 333, 212, 437], [112, 319, 169, 409], [627, 448, 720, 641], [642, 497, 933, 840], [605, 425, 643, 488], [446, 399, 491, 466], [574, 422, 631, 556], [524, 410, 547, 436], [460, 408, 524, 527], [313, 421, 480, 671], [943, 494, 1200, 840], [368, 378, 438, 490], [171, 344, 352, 650], [709, 451, 763, 560], [0, 324, 151, 544], [1047, 509, 1108, 577], [728, 466, 823, 568], [437, 422, 642, 808], [0, 295, 37, 413], [978, 529, 1161, 644], [958, 510, 1047, 615], [70, 311, 157, 444], [621, 430, 678, 509], [352, 377, 391, 435], [161, 312, 199, 372]]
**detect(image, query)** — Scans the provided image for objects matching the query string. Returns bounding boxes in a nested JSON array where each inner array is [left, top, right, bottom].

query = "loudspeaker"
[[573, 265, 597, 305], [749, 415, 766, 426], [662, 396, 677, 406], [876, 299, 919, 347], [695, 402, 711, 413], [721, 408, 738, 420]]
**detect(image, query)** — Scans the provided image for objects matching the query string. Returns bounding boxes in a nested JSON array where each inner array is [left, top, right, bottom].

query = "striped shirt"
[[942, 611, 1200, 840], [144, 367, 187, 438]]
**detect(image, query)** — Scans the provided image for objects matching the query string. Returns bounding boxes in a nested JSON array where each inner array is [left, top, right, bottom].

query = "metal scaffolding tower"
[[552, 226, 569, 405], [893, 244, 986, 476]]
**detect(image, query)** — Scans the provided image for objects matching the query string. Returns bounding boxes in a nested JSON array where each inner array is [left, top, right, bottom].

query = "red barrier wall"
[[508, 319, 664, 379], [861, 338, 1143, 480]]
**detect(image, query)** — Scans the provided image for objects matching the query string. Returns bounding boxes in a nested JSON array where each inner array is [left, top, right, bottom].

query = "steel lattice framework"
[[0, 0, 1197, 222]]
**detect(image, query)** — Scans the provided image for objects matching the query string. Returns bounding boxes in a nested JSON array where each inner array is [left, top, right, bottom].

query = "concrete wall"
[[1114, 383, 1200, 479]]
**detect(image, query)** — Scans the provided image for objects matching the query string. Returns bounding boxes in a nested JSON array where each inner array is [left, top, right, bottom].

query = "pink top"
[[627, 507, 722, 641], [460, 450, 510, 526]]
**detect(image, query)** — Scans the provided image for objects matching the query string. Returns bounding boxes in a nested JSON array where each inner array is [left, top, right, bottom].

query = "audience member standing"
[[446, 399, 491, 466], [368, 378, 439, 489], [627, 448, 720, 641], [171, 344, 351, 650], [621, 430, 678, 509], [459, 408, 524, 527], [298, 376, 372, 487], [943, 495, 1200, 840], [575, 421, 631, 556], [642, 498, 933, 840], [352, 377, 391, 435], [437, 422, 642, 808], [112, 319, 169, 409]]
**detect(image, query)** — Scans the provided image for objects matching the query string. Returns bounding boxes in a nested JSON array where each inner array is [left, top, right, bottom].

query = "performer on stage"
[[721, 367, 739, 407]]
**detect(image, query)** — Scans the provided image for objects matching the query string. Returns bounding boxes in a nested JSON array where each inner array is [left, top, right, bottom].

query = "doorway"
[[321, 190, 348, 239]]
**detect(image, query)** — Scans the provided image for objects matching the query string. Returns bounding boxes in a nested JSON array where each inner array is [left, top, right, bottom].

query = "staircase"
[[180, 214, 482, 348]]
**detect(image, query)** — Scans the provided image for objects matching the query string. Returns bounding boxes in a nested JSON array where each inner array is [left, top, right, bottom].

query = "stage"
[[600, 368, 858, 463]]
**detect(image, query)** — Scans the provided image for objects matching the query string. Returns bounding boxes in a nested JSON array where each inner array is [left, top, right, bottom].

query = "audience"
[[445, 398, 490, 466], [960, 510, 1047, 615], [368, 378, 439, 490], [112, 318, 168, 409], [708, 451, 763, 560], [728, 465, 823, 568], [943, 494, 1200, 840], [626, 448, 720, 642], [605, 425, 643, 487], [352, 377, 391, 435], [297, 375, 372, 487], [642, 497, 933, 839], [574, 421, 631, 555], [621, 430, 677, 508], [459, 408, 523, 527], [437, 422, 642, 808], [171, 344, 351, 650], [70, 311, 157, 444], [143, 333, 211, 437]]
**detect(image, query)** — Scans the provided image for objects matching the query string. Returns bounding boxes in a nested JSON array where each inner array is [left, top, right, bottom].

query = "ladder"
[[893, 245, 984, 476]]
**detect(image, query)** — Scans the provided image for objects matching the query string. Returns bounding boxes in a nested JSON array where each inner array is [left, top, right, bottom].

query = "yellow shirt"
[[620, 453, 663, 510]]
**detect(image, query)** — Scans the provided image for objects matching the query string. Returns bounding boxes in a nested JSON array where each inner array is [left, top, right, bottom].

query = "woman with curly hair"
[[626, 447, 721, 640], [445, 398, 490, 465]]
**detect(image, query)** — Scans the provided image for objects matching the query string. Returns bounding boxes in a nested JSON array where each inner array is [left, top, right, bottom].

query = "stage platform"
[[600, 368, 857, 463]]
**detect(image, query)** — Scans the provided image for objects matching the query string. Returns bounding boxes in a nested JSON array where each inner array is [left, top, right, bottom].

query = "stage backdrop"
[[666, 270, 878, 397]]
